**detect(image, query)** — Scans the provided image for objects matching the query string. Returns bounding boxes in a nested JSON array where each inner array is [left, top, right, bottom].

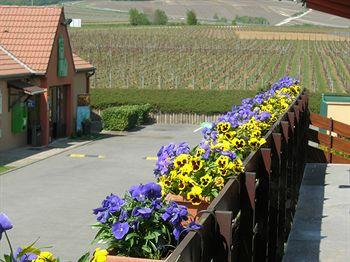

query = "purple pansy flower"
[[0, 213, 13, 240], [154, 142, 190, 177], [93, 194, 125, 223], [133, 207, 153, 219], [13, 248, 37, 262], [112, 222, 130, 240], [173, 225, 185, 241], [143, 182, 162, 199]]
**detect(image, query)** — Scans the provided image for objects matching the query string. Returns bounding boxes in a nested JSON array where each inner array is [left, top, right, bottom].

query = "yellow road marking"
[[69, 154, 105, 159], [70, 154, 85, 158], [145, 157, 158, 161]]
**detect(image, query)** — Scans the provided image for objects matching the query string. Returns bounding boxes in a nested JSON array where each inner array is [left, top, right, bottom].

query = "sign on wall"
[[58, 35, 68, 77], [77, 94, 90, 107]]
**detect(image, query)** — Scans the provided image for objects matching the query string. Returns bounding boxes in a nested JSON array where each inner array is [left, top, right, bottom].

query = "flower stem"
[[4, 231, 14, 258]]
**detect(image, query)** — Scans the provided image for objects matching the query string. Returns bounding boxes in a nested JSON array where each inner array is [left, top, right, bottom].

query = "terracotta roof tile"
[[0, 48, 31, 77], [73, 53, 94, 72], [0, 5, 62, 73]]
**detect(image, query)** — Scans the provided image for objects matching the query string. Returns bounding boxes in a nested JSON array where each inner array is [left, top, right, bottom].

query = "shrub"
[[129, 8, 150, 26], [186, 10, 197, 25], [153, 9, 168, 25], [101, 104, 152, 131], [130, 103, 152, 125], [101, 106, 138, 131]]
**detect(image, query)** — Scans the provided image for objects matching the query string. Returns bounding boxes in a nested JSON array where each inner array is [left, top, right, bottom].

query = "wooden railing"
[[308, 113, 350, 164], [165, 91, 309, 262]]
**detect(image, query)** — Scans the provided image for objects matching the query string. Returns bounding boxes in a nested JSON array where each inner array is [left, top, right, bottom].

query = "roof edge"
[[0, 73, 34, 80], [0, 44, 36, 74], [76, 67, 96, 73]]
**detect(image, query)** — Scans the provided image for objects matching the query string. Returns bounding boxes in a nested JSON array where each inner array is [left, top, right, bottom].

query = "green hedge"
[[91, 89, 258, 114], [101, 104, 152, 131], [91, 88, 325, 114], [130, 104, 152, 125]]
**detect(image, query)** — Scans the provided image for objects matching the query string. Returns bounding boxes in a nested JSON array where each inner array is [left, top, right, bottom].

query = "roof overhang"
[[304, 0, 350, 19], [76, 67, 96, 73], [8, 80, 46, 95]]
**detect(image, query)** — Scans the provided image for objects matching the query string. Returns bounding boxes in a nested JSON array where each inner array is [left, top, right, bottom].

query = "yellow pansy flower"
[[215, 155, 230, 169], [190, 158, 203, 172], [195, 148, 205, 158], [92, 248, 108, 262], [224, 131, 236, 140], [232, 138, 246, 151], [229, 158, 244, 174], [187, 186, 203, 205], [200, 174, 213, 187], [180, 163, 193, 176], [216, 122, 231, 133], [174, 154, 190, 169], [214, 176, 225, 187], [33, 252, 55, 262]]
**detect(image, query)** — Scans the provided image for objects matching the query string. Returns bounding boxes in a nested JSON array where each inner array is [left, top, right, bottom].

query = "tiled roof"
[[0, 48, 31, 78], [73, 54, 94, 72], [0, 5, 94, 77], [0, 5, 62, 74]]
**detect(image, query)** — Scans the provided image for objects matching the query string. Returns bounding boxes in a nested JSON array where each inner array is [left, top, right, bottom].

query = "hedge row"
[[92, 89, 257, 114], [91, 88, 324, 115], [101, 104, 152, 131]]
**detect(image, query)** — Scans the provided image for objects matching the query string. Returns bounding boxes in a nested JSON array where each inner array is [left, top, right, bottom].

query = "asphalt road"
[[0, 124, 202, 261]]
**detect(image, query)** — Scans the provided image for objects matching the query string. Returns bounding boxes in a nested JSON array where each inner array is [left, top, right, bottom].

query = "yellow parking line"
[[69, 154, 85, 158], [145, 157, 158, 161], [69, 154, 105, 159]]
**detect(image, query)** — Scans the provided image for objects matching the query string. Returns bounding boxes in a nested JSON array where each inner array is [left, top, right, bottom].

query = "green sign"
[[58, 35, 68, 77], [12, 102, 27, 134]]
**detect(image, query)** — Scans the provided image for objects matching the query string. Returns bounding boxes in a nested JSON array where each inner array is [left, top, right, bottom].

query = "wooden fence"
[[308, 112, 350, 164], [165, 91, 309, 262], [150, 112, 221, 125]]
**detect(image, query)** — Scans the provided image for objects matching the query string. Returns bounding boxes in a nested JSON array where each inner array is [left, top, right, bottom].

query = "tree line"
[[129, 9, 198, 26]]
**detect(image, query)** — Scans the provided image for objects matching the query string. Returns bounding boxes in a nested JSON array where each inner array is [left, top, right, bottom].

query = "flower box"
[[107, 256, 163, 262], [166, 194, 209, 218]]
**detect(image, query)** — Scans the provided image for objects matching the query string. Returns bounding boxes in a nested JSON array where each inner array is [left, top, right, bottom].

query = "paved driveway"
[[0, 124, 201, 261]]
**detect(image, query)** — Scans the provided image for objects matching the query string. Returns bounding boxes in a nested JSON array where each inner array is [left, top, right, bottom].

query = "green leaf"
[[18, 239, 41, 257], [142, 245, 152, 254], [149, 241, 158, 253], [3, 255, 12, 262], [77, 252, 90, 262], [125, 232, 138, 241]]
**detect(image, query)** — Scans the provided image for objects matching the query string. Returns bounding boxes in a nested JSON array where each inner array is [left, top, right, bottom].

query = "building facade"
[[0, 6, 94, 152]]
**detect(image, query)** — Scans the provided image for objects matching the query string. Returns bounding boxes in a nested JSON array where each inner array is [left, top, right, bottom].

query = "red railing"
[[308, 113, 350, 164]]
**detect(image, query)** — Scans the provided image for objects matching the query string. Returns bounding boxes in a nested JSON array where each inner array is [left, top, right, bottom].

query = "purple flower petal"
[[112, 222, 130, 240]]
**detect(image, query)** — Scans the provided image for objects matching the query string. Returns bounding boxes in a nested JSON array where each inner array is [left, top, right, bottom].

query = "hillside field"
[[70, 26, 350, 94], [63, 0, 350, 27]]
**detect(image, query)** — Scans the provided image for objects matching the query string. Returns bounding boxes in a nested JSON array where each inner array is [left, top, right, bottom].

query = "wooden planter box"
[[107, 256, 162, 262], [166, 194, 210, 218]]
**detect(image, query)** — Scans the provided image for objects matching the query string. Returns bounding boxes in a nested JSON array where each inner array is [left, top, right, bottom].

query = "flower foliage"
[[0, 213, 58, 262], [155, 77, 301, 205], [92, 182, 201, 260]]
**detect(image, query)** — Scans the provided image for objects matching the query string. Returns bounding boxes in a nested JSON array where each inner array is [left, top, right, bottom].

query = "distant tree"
[[219, 17, 228, 23], [186, 10, 197, 25], [213, 13, 219, 20], [153, 9, 168, 25], [129, 8, 150, 26]]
